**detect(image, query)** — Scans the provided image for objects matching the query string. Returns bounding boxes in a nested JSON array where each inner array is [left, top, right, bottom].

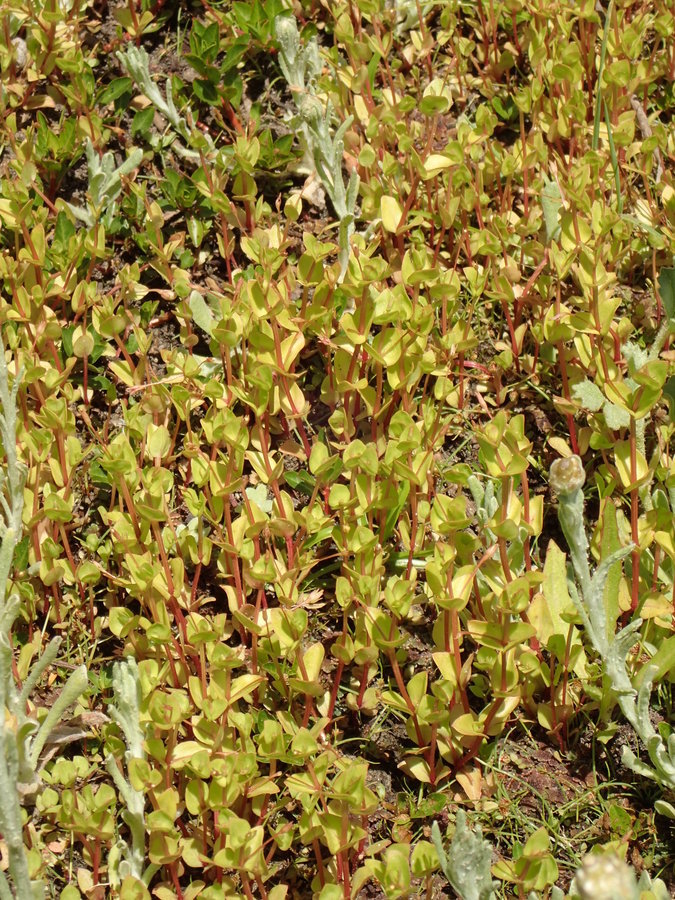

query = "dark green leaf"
[[88, 458, 112, 486], [663, 375, 675, 422], [382, 480, 410, 543], [193, 79, 219, 105], [284, 469, 315, 496], [99, 77, 133, 105], [54, 211, 75, 247], [492, 95, 517, 121], [419, 95, 450, 116], [658, 267, 675, 320], [61, 326, 74, 358], [14, 536, 29, 572], [132, 107, 155, 138], [220, 38, 249, 74], [189, 292, 215, 336]]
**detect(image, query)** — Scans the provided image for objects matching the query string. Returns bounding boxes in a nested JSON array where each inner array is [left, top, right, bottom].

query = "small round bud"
[[573, 853, 637, 900], [549, 455, 585, 496], [298, 94, 322, 124]]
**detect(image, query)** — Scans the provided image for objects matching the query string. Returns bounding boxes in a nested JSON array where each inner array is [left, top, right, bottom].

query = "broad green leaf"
[[466, 620, 535, 650], [99, 76, 133, 104], [633, 635, 675, 690], [419, 95, 450, 115], [119, 877, 151, 900], [452, 712, 483, 736], [301, 642, 324, 682], [188, 290, 215, 336], [614, 440, 649, 489], [14, 536, 29, 571], [43, 490, 74, 522], [280, 331, 305, 369], [72, 326, 95, 358], [522, 826, 551, 856], [541, 178, 562, 242], [54, 210, 76, 246], [108, 359, 135, 387], [229, 673, 265, 704], [283, 468, 315, 495], [406, 671, 428, 706], [381, 479, 409, 543], [146, 424, 171, 459], [654, 800, 675, 819], [432, 652, 458, 687], [531, 541, 574, 646], [317, 885, 343, 900], [597, 499, 622, 636], [411, 839, 439, 876]]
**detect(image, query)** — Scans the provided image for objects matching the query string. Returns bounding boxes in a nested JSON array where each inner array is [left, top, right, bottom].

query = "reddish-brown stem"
[[629, 418, 640, 612], [555, 343, 579, 454], [327, 658, 345, 722], [450, 609, 470, 714], [312, 838, 326, 887], [387, 646, 424, 746], [520, 110, 529, 217], [356, 663, 370, 708]]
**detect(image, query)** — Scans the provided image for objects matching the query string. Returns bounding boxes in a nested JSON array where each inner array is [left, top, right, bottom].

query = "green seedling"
[[106, 657, 157, 889], [274, 15, 359, 281], [431, 812, 498, 900], [0, 348, 87, 899], [1, 0, 674, 894], [66, 139, 143, 228], [550, 456, 675, 793], [116, 45, 215, 160]]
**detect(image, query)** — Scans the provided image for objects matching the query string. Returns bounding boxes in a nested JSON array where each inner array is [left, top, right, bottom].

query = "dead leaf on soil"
[[456, 765, 483, 801]]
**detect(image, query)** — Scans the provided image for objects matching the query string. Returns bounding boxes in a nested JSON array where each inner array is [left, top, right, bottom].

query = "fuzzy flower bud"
[[573, 853, 637, 900], [298, 94, 323, 125], [549, 454, 585, 496], [11, 37, 27, 71], [273, 14, 296, 42], [274, 16, 301, 85]]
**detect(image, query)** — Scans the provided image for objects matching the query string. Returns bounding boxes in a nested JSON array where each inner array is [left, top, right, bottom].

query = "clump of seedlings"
[[274, 14, 359, 280], [0, 349, 87, 898], [0, 0, 674, 895]]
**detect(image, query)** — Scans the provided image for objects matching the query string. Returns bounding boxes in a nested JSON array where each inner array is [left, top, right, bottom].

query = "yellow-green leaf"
[[380, 195, 403, 232], [422, 154, 453, 179]]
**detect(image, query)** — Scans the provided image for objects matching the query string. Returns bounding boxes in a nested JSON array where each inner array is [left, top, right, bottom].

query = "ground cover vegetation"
[[0, 0, 673, 896]]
